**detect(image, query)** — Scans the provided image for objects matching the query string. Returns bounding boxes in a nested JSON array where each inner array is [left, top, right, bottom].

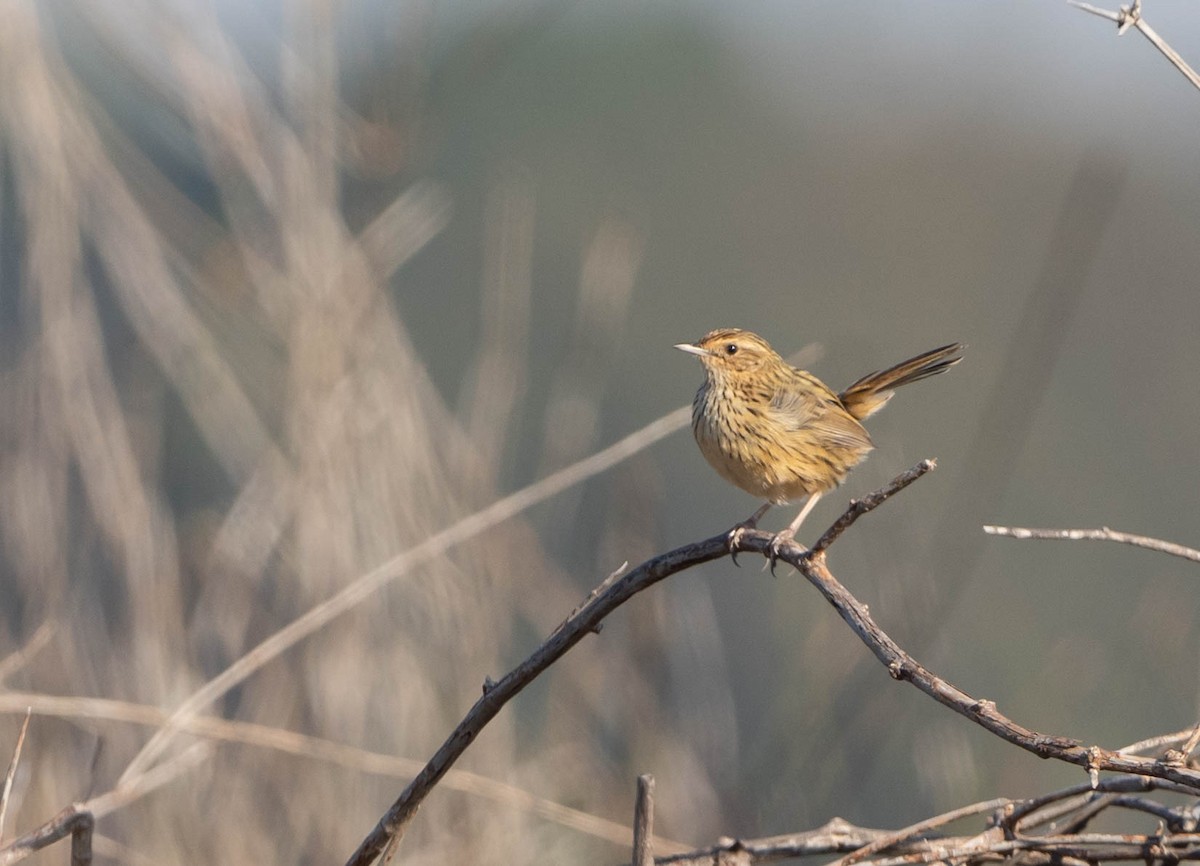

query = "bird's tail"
[[838, 342, 964, 420]]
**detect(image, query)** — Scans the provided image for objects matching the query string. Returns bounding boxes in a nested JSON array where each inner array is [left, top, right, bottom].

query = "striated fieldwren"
[[676, 329, 962, 558]]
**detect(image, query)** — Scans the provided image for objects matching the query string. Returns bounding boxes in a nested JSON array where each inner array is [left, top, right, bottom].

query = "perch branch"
[[343, 463, 937, 865]]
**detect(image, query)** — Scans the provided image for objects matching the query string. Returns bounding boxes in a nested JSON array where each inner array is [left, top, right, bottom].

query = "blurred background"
[[2, 0, 1200, 863]]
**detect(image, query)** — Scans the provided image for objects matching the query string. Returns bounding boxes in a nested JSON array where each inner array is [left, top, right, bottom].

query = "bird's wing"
[[769, 379, 873, 451], [768, 380, 823, 430]]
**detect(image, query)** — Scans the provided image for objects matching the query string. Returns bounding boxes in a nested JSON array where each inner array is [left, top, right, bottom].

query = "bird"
[[675, 328, 962, 561]]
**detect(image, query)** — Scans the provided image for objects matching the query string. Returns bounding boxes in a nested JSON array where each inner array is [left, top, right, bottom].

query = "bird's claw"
[[767, 530, 804, 576], [728, 524, 750, 566], [728, 515, 767, 566]]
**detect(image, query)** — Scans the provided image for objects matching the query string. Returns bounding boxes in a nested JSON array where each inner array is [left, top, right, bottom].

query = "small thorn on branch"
[[1160, 749, 1187, 767], [1087, 746, 1104, 788], [552, 561, 630, 637]]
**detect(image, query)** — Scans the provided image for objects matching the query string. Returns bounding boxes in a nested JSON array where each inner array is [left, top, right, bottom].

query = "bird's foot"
[[767, 529, 807, 576], [727, 503, 774, 566], [728, 522, 755, 567]]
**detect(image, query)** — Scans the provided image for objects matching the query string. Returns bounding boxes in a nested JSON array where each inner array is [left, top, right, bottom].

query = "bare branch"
[[1004, 776, 1200, 833], [0, 743, 208, 866], [812, 459, 936, 553], [82, 743, 212, 821], [833, 797, 1007, 866], [651, 817, 891, 866], [652, 776, 1200, 866], [0, 807, 93, 866], [1117, 724, 1200, 759], [1069, 0, 1122, 21], [784, 544, 1200, 789], [344, 529, 733, 865], [1070, 0, 1200, 92], [984, 524, 1200, 563], [1181, 723, 1200, 758], [0, 711, 31, 844], [632, 775, 655, 866], [0, 623, 56, 686]]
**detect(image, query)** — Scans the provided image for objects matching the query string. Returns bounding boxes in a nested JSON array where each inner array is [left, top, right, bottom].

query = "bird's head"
[[675, 328, 782, 377]]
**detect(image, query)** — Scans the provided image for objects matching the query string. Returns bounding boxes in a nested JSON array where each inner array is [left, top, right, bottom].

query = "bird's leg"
[[729, 501, 773, 566], [768, 493, 822, 574]]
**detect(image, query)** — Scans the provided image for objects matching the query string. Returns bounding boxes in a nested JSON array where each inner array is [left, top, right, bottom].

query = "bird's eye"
[[725, 344, 738, 355]]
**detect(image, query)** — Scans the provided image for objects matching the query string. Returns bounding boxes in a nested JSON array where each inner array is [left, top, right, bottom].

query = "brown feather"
[[838, 342, 964, 420]]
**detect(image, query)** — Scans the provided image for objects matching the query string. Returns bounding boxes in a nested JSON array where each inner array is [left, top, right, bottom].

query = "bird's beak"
[[674, 342, 711, 357]]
